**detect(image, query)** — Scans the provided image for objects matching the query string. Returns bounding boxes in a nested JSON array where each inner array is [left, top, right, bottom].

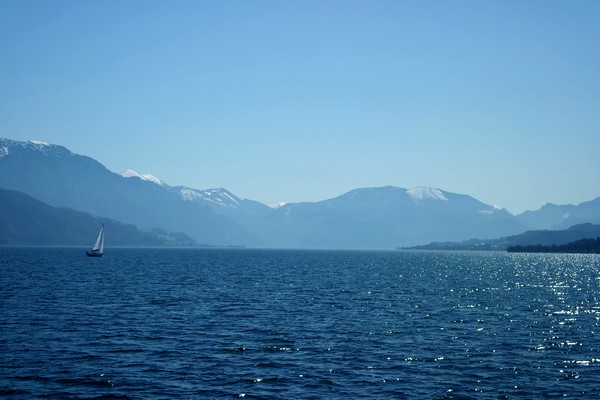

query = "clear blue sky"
[[1, 0, 599, 213]]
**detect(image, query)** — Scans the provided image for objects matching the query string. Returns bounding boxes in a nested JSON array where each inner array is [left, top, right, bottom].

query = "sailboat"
[[86, 224, 105, 257]]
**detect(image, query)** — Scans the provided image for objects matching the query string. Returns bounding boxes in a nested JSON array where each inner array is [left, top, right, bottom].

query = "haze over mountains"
[[1, 138, 599, 249]]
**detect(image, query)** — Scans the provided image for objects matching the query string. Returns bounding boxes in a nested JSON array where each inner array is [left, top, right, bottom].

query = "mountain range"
[[1, 137, 599, 249]]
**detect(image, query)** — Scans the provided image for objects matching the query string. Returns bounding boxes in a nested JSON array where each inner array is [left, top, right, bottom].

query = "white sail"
[[93, 225, 105, 253], [87, 225, 105, 257]]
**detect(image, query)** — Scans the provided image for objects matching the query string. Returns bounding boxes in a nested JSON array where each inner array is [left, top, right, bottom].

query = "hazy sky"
[[1, 1, 599, 213]]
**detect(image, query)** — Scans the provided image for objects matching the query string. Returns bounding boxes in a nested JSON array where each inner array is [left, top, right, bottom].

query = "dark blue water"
[[1, 248, 599, 399]]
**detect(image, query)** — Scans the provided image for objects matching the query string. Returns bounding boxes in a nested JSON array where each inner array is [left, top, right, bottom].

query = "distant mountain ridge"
[[119, 168, 526, 248], [256, 186, 522, 248], [516, 199, 600, 230], [1, 137, 599, 249]]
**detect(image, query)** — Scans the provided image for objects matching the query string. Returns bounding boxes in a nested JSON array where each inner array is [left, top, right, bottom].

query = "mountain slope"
[[506, 223, 600, 246], [0, 188, 196, 246], [121, 172, 273, 239]]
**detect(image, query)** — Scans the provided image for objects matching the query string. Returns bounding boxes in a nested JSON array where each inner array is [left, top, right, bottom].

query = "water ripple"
[[1, 248, 599, 398]]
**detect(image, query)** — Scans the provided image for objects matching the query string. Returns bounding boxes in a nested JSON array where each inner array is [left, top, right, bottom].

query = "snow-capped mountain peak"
[[176, 187, 242, 207], [121, 169, 165, 185], [407, 186, 448, 202]]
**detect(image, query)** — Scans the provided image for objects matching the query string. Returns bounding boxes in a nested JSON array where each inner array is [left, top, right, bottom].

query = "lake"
[[1, 248, 599, 399]]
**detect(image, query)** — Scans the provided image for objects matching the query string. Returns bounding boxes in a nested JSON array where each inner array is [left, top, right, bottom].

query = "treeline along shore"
[[507, 237, 600, 254]]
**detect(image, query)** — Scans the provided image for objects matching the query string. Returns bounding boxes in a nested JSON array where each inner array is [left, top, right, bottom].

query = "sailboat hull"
[[86, 251, 103, 257]]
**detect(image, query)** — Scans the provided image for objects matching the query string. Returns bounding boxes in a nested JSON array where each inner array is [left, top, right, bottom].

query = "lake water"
[[1, 248, 599, 399]]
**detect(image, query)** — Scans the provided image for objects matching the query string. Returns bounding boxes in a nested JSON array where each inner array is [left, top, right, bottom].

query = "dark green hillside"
[[0, 188, 196, 246]]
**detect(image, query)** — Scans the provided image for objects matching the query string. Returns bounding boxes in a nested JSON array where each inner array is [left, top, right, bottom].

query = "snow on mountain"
[[407, 186, 448, 202], [119, 170, 247, 209], [270, 201, 288, 209], [0, 137, 72, 158], [176, 187, 242, 208], [5, 136, 598, 248], [121, 169, 165, 185], [179, 188, 203, 201]]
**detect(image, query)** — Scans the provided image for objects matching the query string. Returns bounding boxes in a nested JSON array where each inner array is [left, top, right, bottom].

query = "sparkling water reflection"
[[1, 248, 599, 398]]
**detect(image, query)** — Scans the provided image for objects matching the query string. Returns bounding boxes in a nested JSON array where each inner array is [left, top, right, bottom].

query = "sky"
[[1, 0, 599, 214]]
